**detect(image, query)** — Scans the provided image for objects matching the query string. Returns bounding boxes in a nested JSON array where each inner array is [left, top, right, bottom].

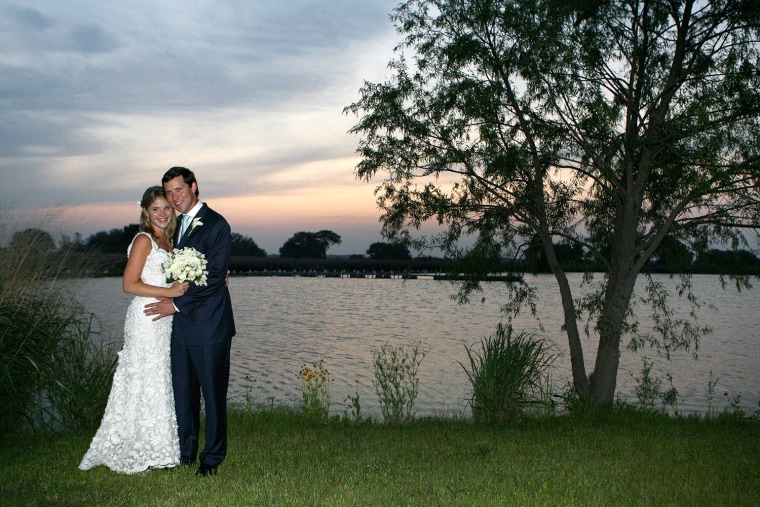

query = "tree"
[[59, 232, 85, 252], [345, 0, 760, 406], [366, 241, 412, 260], [279, 230, 342, 259], [526, 237, 587, 273], [231, 233, 267, 257], [650, 236, 694, 272], [9, 228, 56, 253], [86, 225, 139, 253], [694, 248, 760, 273]]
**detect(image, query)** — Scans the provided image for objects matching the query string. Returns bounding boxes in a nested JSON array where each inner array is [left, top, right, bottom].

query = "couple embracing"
[[79, 167, 235, 477]]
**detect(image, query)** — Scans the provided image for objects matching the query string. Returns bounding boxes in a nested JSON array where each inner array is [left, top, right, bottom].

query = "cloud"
[[0, 0, 401, 249], [4, 5, 52, 30], [70, 23, 119, 53]]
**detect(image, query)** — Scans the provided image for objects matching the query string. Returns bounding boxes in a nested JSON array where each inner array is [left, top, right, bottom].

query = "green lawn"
[[2, 409, 759, 506]]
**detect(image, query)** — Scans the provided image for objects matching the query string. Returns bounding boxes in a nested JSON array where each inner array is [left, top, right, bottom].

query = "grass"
[[2, 407, 759, 506], [462, 324, 556, 423], [0, 230, 117, 434]]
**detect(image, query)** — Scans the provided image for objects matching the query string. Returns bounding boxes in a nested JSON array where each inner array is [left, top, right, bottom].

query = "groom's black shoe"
[[196, 463, 218, 477]]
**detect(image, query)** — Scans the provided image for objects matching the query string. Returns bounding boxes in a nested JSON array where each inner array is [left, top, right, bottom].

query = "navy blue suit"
[[171, 203, 235, 467]]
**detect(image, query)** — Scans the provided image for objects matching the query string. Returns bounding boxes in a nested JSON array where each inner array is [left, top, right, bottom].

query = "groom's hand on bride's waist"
[[144, 297, 177, 321]]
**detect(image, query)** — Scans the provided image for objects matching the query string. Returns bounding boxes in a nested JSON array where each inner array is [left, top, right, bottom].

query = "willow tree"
[[345, 0, 760, 405]]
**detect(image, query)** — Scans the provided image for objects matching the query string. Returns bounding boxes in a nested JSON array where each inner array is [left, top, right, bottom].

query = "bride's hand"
[[168, 281, 189, 297]]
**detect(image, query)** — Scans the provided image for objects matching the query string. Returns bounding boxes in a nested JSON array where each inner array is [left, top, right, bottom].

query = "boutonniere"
[[189, 217, 204, 236]]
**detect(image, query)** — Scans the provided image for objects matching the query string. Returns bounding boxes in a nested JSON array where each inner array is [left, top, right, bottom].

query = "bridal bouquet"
[[162, 247, 208, 286]]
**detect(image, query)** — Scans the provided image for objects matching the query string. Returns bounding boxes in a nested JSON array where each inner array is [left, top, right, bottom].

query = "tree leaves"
[[346, 0, 760, 404]]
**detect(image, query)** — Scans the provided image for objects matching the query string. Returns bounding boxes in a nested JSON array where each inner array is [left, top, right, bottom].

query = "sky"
[[0, 0, 407, 255]]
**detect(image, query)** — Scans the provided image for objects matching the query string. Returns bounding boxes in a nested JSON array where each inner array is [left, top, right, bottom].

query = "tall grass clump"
[[0, 227, 117, 434], [372, 338, 427, 424], [461, 324, 557, 423]]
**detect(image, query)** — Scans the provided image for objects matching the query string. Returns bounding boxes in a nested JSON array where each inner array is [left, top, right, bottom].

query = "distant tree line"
[[59, 225, 268, 257], [62, 226, 408, 260], [2, 227, 414, 273], [4, 227, 760, 276], [524, 235, 760, 275]]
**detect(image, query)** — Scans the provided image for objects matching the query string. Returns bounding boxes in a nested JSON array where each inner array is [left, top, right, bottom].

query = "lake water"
[[67, 273, 759, 417]]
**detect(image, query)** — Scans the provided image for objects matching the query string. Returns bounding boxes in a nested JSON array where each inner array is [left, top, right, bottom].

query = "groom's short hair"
[[163, 166, 199, 197]]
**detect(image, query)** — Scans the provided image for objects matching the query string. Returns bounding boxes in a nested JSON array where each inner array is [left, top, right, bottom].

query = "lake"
[[67, 273, 759, 417]]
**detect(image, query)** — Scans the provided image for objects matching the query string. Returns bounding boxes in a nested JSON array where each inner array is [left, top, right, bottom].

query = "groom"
[[145, 166, 235, 477]]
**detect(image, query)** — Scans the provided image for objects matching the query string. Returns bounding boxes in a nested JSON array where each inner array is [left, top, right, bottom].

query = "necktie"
[[180, 214, 191, 237]]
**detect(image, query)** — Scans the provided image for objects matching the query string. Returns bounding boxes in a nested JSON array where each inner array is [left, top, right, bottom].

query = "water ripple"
[[69, 274, 760, 417]]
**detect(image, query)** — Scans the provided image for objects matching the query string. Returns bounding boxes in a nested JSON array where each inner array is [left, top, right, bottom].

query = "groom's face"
[[164, 176, 199, 215]]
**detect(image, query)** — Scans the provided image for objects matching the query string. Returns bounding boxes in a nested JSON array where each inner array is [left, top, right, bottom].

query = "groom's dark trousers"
[[171, 338, 232, 466]]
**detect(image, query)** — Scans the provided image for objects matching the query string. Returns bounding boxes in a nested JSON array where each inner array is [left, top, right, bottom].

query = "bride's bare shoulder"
[[128, 233, 153, 256]]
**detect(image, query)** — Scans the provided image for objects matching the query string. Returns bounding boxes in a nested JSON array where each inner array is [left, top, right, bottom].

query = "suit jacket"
[[172, 203, 236, 345]]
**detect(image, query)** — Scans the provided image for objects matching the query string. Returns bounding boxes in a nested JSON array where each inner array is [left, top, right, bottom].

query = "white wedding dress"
[[79, 233, 180, 474]]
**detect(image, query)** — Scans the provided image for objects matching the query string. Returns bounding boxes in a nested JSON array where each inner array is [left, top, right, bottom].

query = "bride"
[[79, 186, 188, 474]]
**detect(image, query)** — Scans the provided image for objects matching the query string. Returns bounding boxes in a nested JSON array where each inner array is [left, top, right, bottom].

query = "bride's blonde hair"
[[139, 186, 176, 241]]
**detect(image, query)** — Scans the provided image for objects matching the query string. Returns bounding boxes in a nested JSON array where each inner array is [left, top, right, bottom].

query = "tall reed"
[[461, 324, 556, 423], [0, 227, 117, 433]]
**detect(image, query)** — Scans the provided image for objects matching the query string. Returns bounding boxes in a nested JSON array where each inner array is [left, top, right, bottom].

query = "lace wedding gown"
[[79, 233, 180, 474]]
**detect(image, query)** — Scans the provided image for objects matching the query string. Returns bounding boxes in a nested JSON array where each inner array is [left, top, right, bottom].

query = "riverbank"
[[3, 408, 759, 506], [52, 250, 760, 278]]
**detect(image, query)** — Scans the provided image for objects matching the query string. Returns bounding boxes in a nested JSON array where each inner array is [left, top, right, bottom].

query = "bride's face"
[[145, 197, 174, 232]]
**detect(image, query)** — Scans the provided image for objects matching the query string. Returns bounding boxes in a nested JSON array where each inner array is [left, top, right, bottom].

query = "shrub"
[[631, 357, 680, 414], [0, 233, 116, 433], [43, 317, 118, 431], [461, 324, 556, 423], [372, 339, 427, 424]]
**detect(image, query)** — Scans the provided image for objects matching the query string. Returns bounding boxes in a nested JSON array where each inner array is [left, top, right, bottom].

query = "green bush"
[[461, 324, 556, 423], [372, 339, 427, 424], [0, 237, 117, 434], [630, 357, 680, 414], [43, 316, 118, 431]]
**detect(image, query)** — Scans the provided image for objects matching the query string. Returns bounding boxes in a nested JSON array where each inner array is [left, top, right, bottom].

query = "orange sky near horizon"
[[13, 166, 385, 256]]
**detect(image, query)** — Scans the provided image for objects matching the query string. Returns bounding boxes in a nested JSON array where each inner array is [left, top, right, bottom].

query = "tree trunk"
[[590, 284, 634, 405], [542, 236, 590, 400], [552, 266, 590, 400], [589, 242, 639, 405]]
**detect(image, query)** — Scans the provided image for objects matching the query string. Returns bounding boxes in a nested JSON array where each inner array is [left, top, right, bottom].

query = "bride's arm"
[[123, 234, 188, 298]]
